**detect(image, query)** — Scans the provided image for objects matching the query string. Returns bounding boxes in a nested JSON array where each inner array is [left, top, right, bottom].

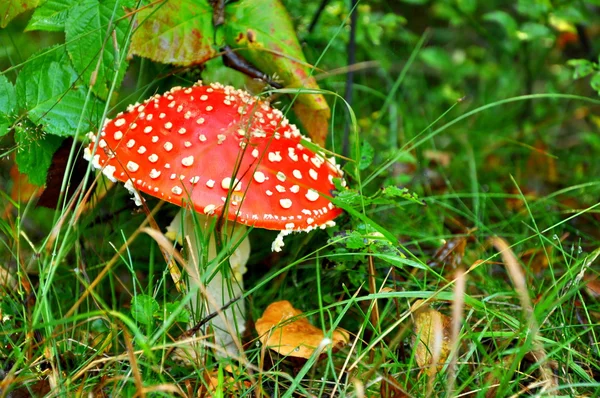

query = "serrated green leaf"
[[223, 0, 331, 143], [131, 295, 159, 324], [129, 0, 216, 66], [16, 46, 103, 136], [26, 0, 79, 31], [0, 75, 17, 137], [359, 140, 374, 170], [66, 0, 129, 100], [15, 121, 64, 186], [380, 185, 424, 205], [345, 230, 366, 249], [0, 0, 42, 28]]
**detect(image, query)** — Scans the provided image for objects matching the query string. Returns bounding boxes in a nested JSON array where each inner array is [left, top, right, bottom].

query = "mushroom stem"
[[167, 210, 249, 357]]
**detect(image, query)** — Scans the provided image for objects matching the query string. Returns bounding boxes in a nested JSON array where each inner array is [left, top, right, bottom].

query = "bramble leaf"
[[0, 75, 17, 137], [15, 46, 103, 137], [129, 0, 216, 66], [359, 140, 374, 170], [66, 0, 129, 100], [0, 0, 41, 28], [26, 0, 78, 32], [14, 120, 64, 186], [223, 0, 331, 144]]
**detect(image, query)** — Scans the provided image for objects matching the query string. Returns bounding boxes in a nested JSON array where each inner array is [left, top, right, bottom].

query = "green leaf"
[[483, 11, 518, 38], [16, 45, 103, 136], [154, 301, 190, 323], [131, 294, 159, 324], [0, 0, 42, 28], [129, 0, 216, 66], [25, 0, 79, 31], [0, 75, 17, 137], [14, 121, 64, 186], [419, 47, 453, 71], [223, 0, 331, 143], [567, 59, 596, 79], [359, 140, 374, 170], [66, 0, 129, 100], [380, 185, 424, 206], [590, 73, 600, 94]]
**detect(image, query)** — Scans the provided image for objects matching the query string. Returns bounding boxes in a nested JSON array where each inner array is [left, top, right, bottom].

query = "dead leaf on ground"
[[423, 149, 452, 168], [428, 236, 468, 270], [411, 300, 451, 376], [255, 300, 349, 359], [200, 369, 251, 397]]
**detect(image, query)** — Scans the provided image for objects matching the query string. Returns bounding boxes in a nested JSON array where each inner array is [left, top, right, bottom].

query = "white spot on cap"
[[204, 204, 216, 215], [290, 185, 300, 193], [276, 172, 286, 182], [178, 128, 186, 134], [285, 223, 295, 230], [159, 113, 166, 119], [276, 185, 286, 193], [292, 169, 302, 179], [164, 122, 173, 129], [151, 136, 159, 143], [266, 190, 273, 196], [307, 217, 314, 225], [200, 95, 208, 101], [182, 155, 194, 167], [146, 114, 153, 120], [309, 169, 318, 180], [280, 198, 292, 209], [164, 142, 173, 152], [199, 134, 207, 142], [171, 186, 183, 195], [114, 131, 123, 140], [221, 177, 242, 191], [137, 146, 146, 154], [254, 171, 266, 183], [252, 148, 259, 158], [126, 139, 135, 148], [306, 189, 319, 202], [206, 179, 215, 188], [268, 151, 282, 162], [184, 141, 191, 148], [115, 118, 126, 127], [217, 134, 226, 144], [144, 126, 152, 133], [206, 105, 213, 111], [196, 117, 205, 125], [149, 169, 161, 179], [190, 176, 200, 184], [126, 161, 139, 172]]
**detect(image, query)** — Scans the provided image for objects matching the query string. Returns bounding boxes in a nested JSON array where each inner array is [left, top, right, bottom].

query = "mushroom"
[[84, 81, 345, 355], [255, 300, 349, 359]]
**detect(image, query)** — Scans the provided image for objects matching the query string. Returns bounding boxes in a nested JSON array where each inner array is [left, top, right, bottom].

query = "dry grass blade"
[[489, 237, 558, 391], [447, 268, 466, 395]]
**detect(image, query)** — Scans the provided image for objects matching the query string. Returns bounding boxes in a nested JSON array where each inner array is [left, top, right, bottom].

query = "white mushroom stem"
[[167, 210, 249, 357]]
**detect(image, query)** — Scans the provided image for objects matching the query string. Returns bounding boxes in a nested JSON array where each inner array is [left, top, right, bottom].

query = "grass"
[[2, 1, 600, 396]]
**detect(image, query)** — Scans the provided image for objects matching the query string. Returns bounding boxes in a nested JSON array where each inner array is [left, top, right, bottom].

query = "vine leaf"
[[0, 0, 41, 28], [66, 0, 129, 100], [129, 0, 216, 66], [0, 75, 17, 137], [25, 0, 78, 32], [15, 120, 64, 186], [15, 45, 103, 137], [223, 0, 331, 144]]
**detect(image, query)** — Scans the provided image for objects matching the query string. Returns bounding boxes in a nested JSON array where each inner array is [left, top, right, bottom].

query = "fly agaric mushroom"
[[84, 81, 345, 355]]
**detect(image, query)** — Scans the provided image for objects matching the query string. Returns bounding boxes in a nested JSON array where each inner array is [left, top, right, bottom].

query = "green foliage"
[[0, 74, 16, 136], [65, 0, 129, 100], [15, 45, 103, 137], [14, 120, 64, 185], [26, 0, 78, 31], [130, 294, 189, 324], [129, 0, 216, 66]]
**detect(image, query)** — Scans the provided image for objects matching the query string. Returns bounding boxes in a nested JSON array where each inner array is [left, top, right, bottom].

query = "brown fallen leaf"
[[411, 300, 451, 376], [255, 300, 349, 358]]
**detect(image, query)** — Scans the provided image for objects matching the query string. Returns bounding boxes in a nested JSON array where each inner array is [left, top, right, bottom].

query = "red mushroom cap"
[[84, 81, 344, 236]]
